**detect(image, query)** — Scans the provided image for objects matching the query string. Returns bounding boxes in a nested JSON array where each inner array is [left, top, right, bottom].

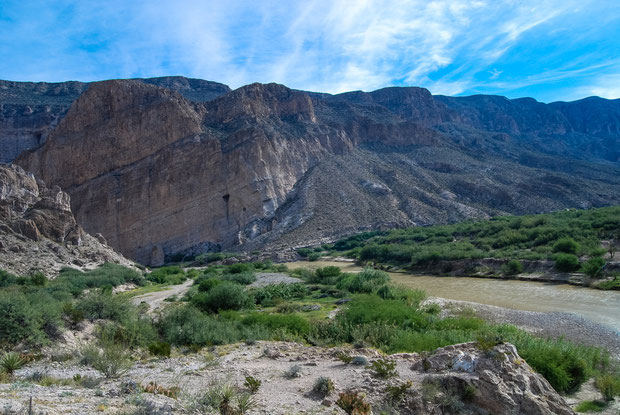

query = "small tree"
[[581, 257, 605, 278], [609, 236, 617, 260]]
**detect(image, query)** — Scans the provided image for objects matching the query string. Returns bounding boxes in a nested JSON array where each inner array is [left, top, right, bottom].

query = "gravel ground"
[[249, 272, 302, 287], [429, 297, 620, 357]]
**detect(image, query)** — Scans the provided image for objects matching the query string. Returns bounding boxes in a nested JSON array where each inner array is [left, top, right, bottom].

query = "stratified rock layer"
[[11, 78, 620, 264]]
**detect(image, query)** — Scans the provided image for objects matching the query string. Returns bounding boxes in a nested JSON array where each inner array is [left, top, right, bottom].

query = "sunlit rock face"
[[12, 77, 620, 264]]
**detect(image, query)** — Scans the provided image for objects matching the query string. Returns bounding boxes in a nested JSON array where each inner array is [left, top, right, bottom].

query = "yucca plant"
[[1, 352, 26, 375]]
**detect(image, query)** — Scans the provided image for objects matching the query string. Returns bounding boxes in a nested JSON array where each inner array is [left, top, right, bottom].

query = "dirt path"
[[132, 279, 194, 312]]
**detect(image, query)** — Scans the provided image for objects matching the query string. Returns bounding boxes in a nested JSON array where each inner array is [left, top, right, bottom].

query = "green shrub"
[[29, 272, 47, 286], [313, 377, 335, 397], [198, 277, 222, 292], [88, 340, 133, 378], [595, 373, 620, 401], [369, 358, 397, 378], [0, 352, 26, 375], [501, 260, 523, 276], [352, 356, 368, 366], [340, 295, 426, 328], [191, 283, 254, 313], [0, 269, 23, 287], [244, 376, 261, 393], [228, 263, 252, 274], [158, 305, 248, 346], [76, 290, 133, 321], [574, 400, 607, 412], [386, 381, 413, 403], [219, 272, 256, 285], [148, 341, 171, 357], [308, 252, 322, 261], [250, 283, 309, 306], [336, 391, 371, 415], [147, 265, 186, 285], [0, 291, 45, 346], [54, 263, 144, 296], [337, 268, 389, 293], [297, 248, 313, 258], [309, 266, 342, 284], [554, 254, 580, 272], [241, 313, 311, 336], [553, 238, 579, 254], [582, 257, 605, 278]]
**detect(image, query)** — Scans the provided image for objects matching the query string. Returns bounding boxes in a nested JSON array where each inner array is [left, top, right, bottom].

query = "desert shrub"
[[219, 272, 256, 285], [241, 313, 311, 336], [0, 269, 24, 287], [310, 266, 342, 284], [336, 351, 353, 364], [313, 376, 335, 396], [86, 340, 133, 378], [191, 282, 254, 313], [148, 341, 171, 357], [0, 291, 45, 346], [386, 380, 413, 403], [376, 285, 425, 308], [370, 358, 397, 378], [284, 364, 302, 378], [147, 265, 186, 285], [574, 400, 607, 412], [337, 391, 371, 415], [337, 268, 389, 293], [54, 263, 144, 296], [198, 277, 222, 292], [29, 272, 47, 286], [553, 238, 579, 254], [554, 254, 580, 272], [352, 356, 369, 366], [0, 352, 26, 375], [158, 305, 243, 346], [340, 295, 426, 328], [582, 257, 605, 278], [501, 260, 523, 276], [76, 290, 133, 321], [597, 275, 620, 290], [296, 248, 313, 258], [227, 263, 252, 274], [308, 252, 322, 261], [244, 376, 261, 393], [250, 283, 309, 306], [595, 373, 620, 401]]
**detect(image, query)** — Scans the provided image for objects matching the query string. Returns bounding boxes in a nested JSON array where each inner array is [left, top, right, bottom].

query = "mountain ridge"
[[6, 76, 620, 264]]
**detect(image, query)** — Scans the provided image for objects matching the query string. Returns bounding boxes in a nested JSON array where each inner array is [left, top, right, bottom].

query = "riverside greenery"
[[0, 261, 618, 396], [327, 206, 620, 278]]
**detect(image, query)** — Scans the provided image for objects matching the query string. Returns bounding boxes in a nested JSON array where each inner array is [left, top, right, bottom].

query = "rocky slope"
[[7, 77, 620, 264], [0, 163, 133, 276], [2, 341, 582, 414]]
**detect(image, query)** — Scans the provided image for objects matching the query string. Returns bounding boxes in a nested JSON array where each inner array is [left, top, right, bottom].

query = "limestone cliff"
[[11, 78, 620, 264]]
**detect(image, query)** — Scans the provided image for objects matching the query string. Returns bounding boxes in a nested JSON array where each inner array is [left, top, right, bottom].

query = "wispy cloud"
[[0, 0, 618, 101]]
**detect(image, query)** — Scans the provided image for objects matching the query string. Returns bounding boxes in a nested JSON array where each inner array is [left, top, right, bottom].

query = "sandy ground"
[[132, 279, 194, 312]]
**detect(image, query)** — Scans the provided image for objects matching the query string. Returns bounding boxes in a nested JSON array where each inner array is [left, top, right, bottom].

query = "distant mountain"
[[5, 76, 619, 264]]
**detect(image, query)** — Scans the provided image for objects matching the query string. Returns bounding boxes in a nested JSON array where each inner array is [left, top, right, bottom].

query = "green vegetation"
[[575, 400, 607, 412], [329, 206, 619, 278], [0, 255, 616, 397]]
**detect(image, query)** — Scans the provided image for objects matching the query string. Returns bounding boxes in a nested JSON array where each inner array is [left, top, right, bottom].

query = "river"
[[286, 260, 620, 332]]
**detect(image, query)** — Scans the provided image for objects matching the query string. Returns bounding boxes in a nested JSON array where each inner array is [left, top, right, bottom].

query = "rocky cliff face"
[[0, 77, 230, 163], [10, 77, 620, 264], [0, 164, 133, 276]]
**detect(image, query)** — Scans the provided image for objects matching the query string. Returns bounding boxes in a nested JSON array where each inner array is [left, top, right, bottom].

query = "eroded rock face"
[[411, 342, 575, 415], [0, 164, 133, 276], [12, 78, 620, 264]]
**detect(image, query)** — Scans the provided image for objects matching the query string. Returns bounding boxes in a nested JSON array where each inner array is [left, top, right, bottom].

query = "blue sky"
[[0, 0, 618, 102]]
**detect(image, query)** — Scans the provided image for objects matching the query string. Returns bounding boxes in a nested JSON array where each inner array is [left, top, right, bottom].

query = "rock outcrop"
[[8, 77, 620, 264], [0, 163, 134, 276]]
